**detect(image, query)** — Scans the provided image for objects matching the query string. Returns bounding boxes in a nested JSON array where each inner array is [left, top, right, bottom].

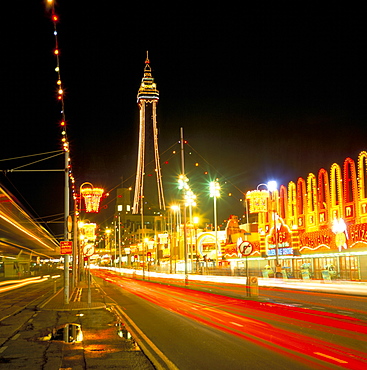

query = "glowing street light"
[[267, 180, 277, 193]]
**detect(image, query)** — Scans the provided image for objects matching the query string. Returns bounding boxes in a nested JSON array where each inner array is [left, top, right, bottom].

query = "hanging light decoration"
[[80, 183, 105, 213], [46, 0, 76, 196]]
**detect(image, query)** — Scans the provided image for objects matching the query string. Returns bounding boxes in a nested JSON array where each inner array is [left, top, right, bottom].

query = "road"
[[93, 269, 367, 370]]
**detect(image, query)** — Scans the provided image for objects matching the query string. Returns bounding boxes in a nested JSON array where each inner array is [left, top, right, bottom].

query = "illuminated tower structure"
[[132, 55, 165, 215]]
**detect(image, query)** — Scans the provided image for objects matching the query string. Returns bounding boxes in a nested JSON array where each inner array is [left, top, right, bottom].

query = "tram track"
[[0, 276, 61, 349]]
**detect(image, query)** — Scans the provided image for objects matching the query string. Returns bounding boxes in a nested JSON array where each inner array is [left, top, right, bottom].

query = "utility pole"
[[180, 127, 188, 284], [63, 149, 70, 305]]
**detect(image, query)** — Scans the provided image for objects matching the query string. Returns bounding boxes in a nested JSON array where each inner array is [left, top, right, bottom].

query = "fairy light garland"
[[46, 1, 76, 197]]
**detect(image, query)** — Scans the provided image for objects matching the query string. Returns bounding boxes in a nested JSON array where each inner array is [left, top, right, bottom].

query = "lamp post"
[[113, 219, 117, 267], [105, 227, 111, 252], [178, 173, 189, 282], [209, 180, 220, 267], [170, 205, 180, 274], [267, 181, 281, 276], [185, 189, 196, 272], [78, 220, 96, 306], [193, 216, 199, 273]]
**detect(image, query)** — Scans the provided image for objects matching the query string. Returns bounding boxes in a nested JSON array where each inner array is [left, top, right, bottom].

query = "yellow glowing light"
[[81, 184, 104, 213], [80, 222, 97, 241], [246, 190, 269, 213]]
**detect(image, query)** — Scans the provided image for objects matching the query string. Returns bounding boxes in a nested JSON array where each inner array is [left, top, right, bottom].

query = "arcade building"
[[221, 151, 367, 280]]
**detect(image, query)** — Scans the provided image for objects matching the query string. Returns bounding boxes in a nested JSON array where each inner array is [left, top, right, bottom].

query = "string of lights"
[[46, 0, 76, 198]]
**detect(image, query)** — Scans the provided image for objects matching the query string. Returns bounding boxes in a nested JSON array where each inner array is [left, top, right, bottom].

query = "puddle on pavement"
[[38, 320, 138, 351], [38, 323, 83, 343], [116, 322, 133, 340], [115, 322, 140, 350]]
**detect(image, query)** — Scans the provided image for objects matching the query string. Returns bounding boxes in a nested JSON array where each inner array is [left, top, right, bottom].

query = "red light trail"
[[93, 269, 367, 369]]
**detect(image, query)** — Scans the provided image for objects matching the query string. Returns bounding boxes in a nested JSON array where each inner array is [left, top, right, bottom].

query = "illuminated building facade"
[[238, 151, 367, 280], [132, 54, 165, 215]]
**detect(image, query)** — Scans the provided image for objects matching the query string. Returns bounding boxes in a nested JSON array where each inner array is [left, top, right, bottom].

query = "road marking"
[[12, 333, 20, 340], [338, 310, 353, 315], [230, 322, 243, 327], [314, 352, 348, 364], [0, 346, 8, 354]]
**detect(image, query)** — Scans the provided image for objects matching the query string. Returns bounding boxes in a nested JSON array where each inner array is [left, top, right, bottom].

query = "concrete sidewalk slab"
[[0, 281, 155, 369]]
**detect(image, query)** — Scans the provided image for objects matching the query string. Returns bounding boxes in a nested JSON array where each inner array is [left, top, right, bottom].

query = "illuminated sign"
[[349, 223, 367, 244], [158, 233, 168, 244], [268, 247, 293, 256], [246, 190, 269, 213], [80, 222, 97, 241], [300, 230, 333, 251], [60, 241, 72, 255]]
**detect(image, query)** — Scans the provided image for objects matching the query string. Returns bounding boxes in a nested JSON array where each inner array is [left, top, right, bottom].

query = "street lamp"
[[185, 189, 196, 272], [178, 174, 189, 281], [170, 204, 180, 274], [267, 181, 281, 276], [193, 216, 199, 273], [209, 180, 220, 266], [105, 227, 111, 252]]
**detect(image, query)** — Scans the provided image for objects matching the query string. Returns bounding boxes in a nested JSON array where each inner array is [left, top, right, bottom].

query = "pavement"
[[0, 278, 156, 369], [258, 277, 367, 295]]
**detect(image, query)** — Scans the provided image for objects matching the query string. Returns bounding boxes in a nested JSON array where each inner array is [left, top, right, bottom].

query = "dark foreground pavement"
[[0, 280, 155, 369]]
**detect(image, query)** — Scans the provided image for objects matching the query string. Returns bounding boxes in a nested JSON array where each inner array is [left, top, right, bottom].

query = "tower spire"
[[133, 55, 165, 215], [137, 51, 159, 103]]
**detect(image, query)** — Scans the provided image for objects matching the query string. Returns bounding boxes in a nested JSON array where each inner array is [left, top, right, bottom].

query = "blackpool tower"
[[132, 54, 165, 214]]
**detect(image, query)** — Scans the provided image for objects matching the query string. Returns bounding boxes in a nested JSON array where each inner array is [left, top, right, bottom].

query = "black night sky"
[[2, 2, 367, 236]]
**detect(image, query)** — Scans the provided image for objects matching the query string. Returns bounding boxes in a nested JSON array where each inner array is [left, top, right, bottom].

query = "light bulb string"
[[47, 1, 76, 195]]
